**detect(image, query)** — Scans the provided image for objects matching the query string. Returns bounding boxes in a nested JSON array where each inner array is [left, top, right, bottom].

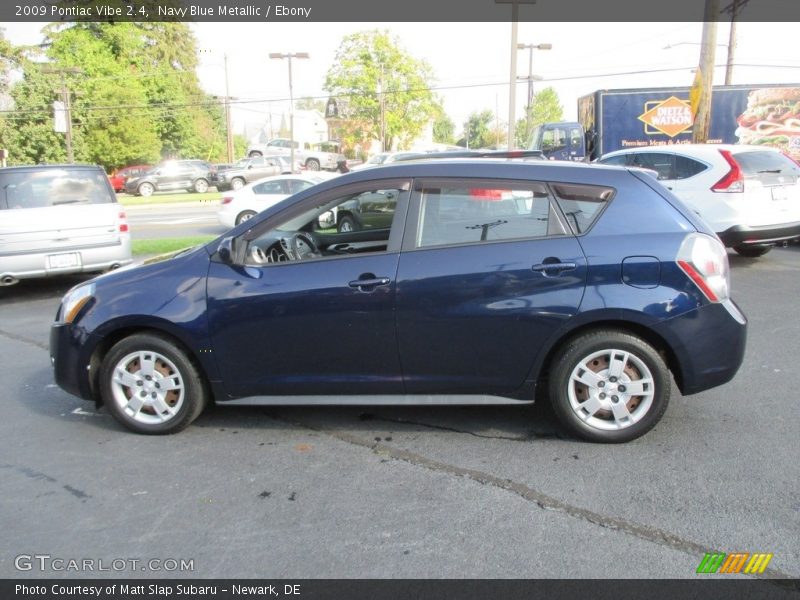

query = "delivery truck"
[[529, 83, 800, 162]]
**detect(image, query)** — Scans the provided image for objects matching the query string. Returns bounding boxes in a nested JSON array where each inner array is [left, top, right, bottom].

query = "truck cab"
[[528, 122, 587, 161]]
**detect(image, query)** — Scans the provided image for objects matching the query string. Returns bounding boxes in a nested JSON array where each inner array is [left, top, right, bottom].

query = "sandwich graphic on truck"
[[529, 84, 800, 162]]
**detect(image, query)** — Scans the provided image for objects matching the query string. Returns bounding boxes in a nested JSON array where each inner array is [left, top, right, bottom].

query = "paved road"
[[124, 201, 228, 240], [0, 246, 798, 579]]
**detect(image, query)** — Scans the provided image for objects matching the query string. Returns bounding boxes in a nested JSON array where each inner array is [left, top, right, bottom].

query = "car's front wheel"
[[230, 177, 245, 191], [733, 244, 771, 258], [305, 158, 321, 171], [99, 333, 208, 434], [337, 215, 357, 233], [547, 330, 670, 443], [193, 178, 209, 193]]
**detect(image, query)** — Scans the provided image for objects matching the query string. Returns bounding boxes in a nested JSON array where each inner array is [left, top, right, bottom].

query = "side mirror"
[[216, 236, 235, 265]]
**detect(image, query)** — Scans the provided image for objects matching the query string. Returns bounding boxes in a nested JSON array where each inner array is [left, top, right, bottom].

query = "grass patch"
[[118, 191, 222, 206], [132, 236, 216, 256]]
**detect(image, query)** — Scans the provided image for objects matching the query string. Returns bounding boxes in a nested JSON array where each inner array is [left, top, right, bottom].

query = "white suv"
[[599, 144, 800, 257]]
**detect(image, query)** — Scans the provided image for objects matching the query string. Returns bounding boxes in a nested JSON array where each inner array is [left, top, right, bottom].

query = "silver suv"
[[0, 164, 132, 286]]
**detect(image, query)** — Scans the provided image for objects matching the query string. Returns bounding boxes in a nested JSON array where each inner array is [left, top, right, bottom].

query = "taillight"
[[118, 211, 129, 233], [677, 234, 730, 302], [711, 150, 744, 193], [222, 196, 233, 205]]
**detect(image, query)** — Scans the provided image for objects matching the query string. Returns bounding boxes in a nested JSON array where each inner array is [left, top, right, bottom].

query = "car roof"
[[602, 144, 783, 158], [0, 164, 104, 173]]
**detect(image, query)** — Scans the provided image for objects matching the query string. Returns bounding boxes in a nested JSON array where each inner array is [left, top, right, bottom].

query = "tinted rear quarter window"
[[551, 183, 615, 235], [0, 168, 114, 210], [733, 150, 800, 186], [674, 155, 708, 179]]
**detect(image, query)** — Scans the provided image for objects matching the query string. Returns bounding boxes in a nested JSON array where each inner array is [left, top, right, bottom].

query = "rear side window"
[[0, 168, 114, 210], [417, 182, 565, 248], [674, 155, 708, 179], [733, 150, 800, 186], [633, 153, 675, 180], [551, 183, 614, 235]]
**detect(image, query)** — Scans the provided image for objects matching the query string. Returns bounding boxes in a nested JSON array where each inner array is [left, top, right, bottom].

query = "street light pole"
[[516, 42, 551, 145], [269, 52, 309, 171], [42, 66, 81, 162]]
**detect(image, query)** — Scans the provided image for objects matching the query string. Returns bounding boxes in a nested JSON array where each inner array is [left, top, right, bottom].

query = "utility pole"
[[724, 0, 740, 85], [43, 66, 81, 162], [692, 0, 720, 144], [507, 5, 519, 150], [224, 53, 234, 163], [269, 52, 309, 171]]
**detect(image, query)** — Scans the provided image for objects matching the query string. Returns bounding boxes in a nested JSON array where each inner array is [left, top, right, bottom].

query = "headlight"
[[61, 283, 95, 323]]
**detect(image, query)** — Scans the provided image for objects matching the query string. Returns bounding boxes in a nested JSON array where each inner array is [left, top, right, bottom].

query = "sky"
[[3, 21, 799, 141]]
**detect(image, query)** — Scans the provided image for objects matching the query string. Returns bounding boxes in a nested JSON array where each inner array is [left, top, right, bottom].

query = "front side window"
[[241, 182, 409, 265], [252, 180, 288, 195], [416, 182, 563, 248]]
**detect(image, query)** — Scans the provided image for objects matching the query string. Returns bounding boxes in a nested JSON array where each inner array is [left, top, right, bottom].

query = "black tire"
[[193, 178, 209, 193], [547, 329, 670, 443], [230, 177, 245, 191], [305, 158, 321, 171], [248, 151, 263, 158], [137, 182, 154, 197], [99, 333, 208, 434], [337, 215, 357, 233], [733, 244, 771, 258], [236, 210, 257, 225]]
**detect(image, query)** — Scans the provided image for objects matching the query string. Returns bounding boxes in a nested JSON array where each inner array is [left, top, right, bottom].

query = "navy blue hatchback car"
[[50, 159, 747, 442]]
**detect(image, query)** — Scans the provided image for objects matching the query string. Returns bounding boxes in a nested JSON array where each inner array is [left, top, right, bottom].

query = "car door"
[[395, 178, 588, 394], [206, 178, 411, 398]]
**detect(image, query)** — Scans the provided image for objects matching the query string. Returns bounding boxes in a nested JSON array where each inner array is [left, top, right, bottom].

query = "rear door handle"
[[348, 276, 391, 291], [532, 262, 577, 276]]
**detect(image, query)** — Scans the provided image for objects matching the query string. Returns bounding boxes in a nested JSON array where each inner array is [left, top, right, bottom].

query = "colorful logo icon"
[[638, 96, 694, 137], [696, 552, 773, 574]]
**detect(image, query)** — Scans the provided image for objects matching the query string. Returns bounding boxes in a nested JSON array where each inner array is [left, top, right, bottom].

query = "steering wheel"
[[249, 245, 286, 264], [291, 232, 321, 260]]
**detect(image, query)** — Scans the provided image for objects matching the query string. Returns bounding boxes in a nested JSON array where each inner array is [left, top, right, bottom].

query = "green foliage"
[[515, 86, 564, 148], [324, 29, 441, 153], [295, 97, 325, 113], [458, 110, 496, 149], [433, 113, 455, 145]]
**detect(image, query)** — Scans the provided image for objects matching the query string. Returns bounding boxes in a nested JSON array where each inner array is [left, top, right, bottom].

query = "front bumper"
[[717, 222, 800, 247], [50, 322, 96, 402]]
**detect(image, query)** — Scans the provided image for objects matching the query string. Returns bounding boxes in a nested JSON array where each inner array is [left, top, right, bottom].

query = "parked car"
[[216, 173, 332, 228], [211, 156, 288, 192], [246, 138, 347, 172], [50, 159, 747, 442], [124, 159, 216, 196], [1, 164, 132, 286], [598, 144, 800, 256], [108, 165, 151, 193]]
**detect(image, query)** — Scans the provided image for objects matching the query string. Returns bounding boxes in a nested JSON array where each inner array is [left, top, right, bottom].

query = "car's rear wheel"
[[99, 333, 208, 434], [733, 244, 771, 258], [236, 210, 257, 225], [193, 178, 209, 193], [230, 177, 245, 191], [337, 215, 357, 233], [306, 158, 321, 171], [547, 330, 670, 443], [248, 151, 263, 158], [137, 182, 154, 197]]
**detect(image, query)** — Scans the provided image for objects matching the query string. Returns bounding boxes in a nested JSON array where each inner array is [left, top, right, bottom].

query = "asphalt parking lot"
[[0, 245, 798, 580]]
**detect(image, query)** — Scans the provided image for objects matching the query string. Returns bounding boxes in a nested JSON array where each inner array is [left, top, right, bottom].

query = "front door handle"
[[348, 276, 391, 292], [532, 260, 577, 277]]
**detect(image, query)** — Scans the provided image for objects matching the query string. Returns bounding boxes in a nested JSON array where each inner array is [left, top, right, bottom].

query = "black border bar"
[[3, 0, 800, 22]]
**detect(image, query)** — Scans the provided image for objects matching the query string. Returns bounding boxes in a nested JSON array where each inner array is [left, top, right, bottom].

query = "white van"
[[0, 164, 132, 286]]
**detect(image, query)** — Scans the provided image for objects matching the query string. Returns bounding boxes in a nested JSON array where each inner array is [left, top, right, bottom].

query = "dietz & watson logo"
[[696, 552, 773, 574], [638, 96, 694, 137]]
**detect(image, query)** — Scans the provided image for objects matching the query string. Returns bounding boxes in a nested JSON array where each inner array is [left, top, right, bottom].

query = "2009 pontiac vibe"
[[51, 157, 746, 442]]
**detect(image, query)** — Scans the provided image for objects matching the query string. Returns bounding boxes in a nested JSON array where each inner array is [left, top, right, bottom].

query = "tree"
[[324, 30, 441, 153], [515, 86, 564, 148], [458, 110, 495, 149], [295, 97, 325, 113], [433, 113, 455, 145]]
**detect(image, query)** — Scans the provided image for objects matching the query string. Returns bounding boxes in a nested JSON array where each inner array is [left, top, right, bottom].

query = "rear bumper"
[[717, 222, 800, 247], [652, 299, 747, 395], [0, 240, 132, 282]]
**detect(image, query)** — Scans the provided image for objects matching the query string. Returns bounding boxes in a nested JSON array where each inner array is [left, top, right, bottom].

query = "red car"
[[108, 165, 152, 193]]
